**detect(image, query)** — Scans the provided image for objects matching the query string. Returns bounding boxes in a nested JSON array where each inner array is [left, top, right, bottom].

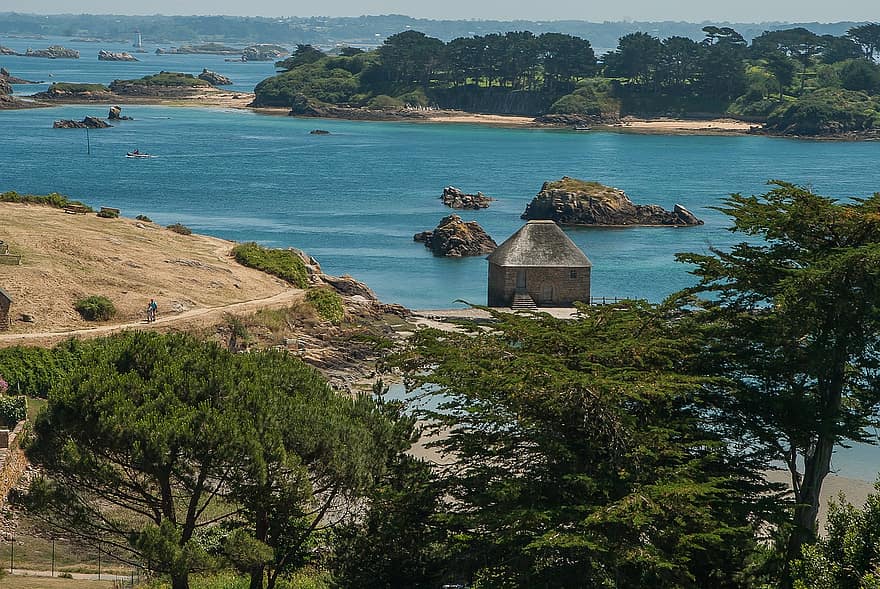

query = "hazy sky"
[[3, 0, 876, 22]]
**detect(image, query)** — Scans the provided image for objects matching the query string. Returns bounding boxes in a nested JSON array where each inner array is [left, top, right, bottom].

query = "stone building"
[[487, 220, 592, 308], [0, 287, 11, 330]]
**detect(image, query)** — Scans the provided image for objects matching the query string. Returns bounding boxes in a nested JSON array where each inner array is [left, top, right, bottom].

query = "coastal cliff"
[[521, 177, 703, 226]]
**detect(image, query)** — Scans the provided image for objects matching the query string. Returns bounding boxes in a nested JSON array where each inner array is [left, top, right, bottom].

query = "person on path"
[[147, 298, 158, 322]]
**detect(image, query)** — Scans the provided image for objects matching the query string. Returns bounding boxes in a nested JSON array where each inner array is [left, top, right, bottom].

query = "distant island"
[[30, 71, 240, 103], [250, 24, 880, 137]]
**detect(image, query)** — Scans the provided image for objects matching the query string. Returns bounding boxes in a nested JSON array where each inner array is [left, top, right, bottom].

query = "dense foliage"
[[0, 344, 78, 398], [253, 23, 880, 134], [304, 288, 344, 325], [23, 332, 411, 589], [0, 191, 92, 210], [677, 182, 880, 579], [392, 302, 774, 588], [74, 295, 116, 321], [0, 394, 26, 427], [115, 72, 212, 87], [791, 482, 880, 589], [231, 242, 309, 288], [46, 82, 110, 93]]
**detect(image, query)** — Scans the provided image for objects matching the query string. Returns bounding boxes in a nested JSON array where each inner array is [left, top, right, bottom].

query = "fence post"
[[52, 537, 55, 577], [9, 530, 13, 573]]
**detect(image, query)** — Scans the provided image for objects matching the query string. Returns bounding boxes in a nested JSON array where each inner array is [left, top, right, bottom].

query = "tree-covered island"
[[253, 24, 880, 136]]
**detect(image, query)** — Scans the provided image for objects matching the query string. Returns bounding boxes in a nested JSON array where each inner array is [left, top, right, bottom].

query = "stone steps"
[[511, 293, 537, 310]]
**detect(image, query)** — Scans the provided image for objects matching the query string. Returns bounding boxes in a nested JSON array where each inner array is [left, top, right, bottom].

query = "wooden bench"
[[63, 204, 89, 214]]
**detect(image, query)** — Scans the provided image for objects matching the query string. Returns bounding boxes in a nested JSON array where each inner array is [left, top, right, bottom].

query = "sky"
[[2, 0, 876, 22]]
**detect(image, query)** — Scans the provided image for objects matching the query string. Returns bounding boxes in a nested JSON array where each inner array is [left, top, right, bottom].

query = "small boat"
[[126, 150, 152, 158], [573, 125, 592, 131]]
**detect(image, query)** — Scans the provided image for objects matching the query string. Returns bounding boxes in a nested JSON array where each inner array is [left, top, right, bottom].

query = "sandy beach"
[[603, 116, 755, 134]]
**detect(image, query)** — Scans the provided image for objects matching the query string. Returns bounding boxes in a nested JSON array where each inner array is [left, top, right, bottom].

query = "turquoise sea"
[[2, 49, 880, 480]]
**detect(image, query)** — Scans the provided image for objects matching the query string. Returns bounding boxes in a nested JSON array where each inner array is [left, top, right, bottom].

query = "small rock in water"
[[310, 129, 330, 135], [414, 214, 497, 257], [440, 186, 493, 209]]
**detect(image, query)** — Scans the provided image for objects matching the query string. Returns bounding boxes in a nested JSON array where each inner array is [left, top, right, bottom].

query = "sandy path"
[[0, 287, 303, 347]]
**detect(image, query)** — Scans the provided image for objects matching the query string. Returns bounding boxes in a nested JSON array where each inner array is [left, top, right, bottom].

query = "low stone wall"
[[0, 421, 27, 508]]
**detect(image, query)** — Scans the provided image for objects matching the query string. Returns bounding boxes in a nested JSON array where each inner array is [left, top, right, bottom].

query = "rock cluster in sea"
[[414, 214, 498, 257], [53, 116, 112, 129], [198, 69, 233, 86], [23, 45, 79, 58], [98, 50, 138, 62], [521, 177, 703, 226], [242, 44, 288, 61], [440, 186, 493, 209]]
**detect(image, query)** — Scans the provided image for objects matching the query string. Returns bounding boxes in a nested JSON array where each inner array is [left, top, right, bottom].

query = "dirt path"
[[0, 287, 304, 347]]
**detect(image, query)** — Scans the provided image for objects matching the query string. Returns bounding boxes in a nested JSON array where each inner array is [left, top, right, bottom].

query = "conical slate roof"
[[488, 220, 592, 268]]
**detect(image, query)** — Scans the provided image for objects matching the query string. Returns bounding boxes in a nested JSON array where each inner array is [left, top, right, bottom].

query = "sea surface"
[[0, 35, 276, 94], [1, 82, 880, 480]]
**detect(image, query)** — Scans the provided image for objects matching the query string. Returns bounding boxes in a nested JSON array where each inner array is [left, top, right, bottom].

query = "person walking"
[[147, 298, 158, 322]]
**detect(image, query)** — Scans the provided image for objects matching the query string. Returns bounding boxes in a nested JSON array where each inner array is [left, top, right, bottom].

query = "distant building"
[[487, 220, 592, 308], [0, 287, 12, 330]]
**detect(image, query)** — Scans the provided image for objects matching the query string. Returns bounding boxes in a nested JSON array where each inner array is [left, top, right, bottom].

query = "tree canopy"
[[676, 182, 880, 581], [22, 332, 407, 589]]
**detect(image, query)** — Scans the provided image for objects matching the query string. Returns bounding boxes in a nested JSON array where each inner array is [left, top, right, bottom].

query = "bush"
[[0, 395, 27, 427], [97, 209, 119, 218], [0, 191, 92, 210], [305, 287, 344, 325], [231, 242, 309, 288], [367, 94, 404, 110], [396, 88, 429, 107], [75, 295, 116, 321], [766, 88, 880, 135], [136, 214, 153, 222], [48, 82, 109, 93], [0, 345, 78, 398], [167, 223, 193, 235]]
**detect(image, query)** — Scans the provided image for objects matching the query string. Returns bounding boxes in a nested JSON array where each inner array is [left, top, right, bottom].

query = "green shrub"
[[766, 88, 880, 135], [0, 345, 78, 398], [114, 72, 211, 87], [367, 94, 404, 110], [48, 82, 109, 93], [167, 223, 193, 235], [97, 209, 119, 218], [136, 214, 153, 222], [231, 242, 309, 288], [0, 191, 92, 210], [305, 287, 344, 325], [0, 395, 27, 427], [75, 295, 116, 321], [396, 88, 429, 107]]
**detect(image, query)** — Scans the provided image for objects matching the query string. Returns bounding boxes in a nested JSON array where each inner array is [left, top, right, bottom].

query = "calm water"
[[1, 36, 276, 94], [1, 101, 879, 480]]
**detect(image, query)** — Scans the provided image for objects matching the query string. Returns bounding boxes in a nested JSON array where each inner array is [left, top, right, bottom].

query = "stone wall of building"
[[488, 264, 590, 307], [0, 421, 27, 509]]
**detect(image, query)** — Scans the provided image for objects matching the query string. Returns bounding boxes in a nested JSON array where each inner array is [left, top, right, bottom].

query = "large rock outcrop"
[[242, 44, 288, 61], [53, 116, 112, 129], [521, 177, 703, 227], [198, 69, 233, 86], [24, 45, 79, 58], [440, 186, 493, 209], [98, 50, 138, 61], [414, 214, 497, 257]]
